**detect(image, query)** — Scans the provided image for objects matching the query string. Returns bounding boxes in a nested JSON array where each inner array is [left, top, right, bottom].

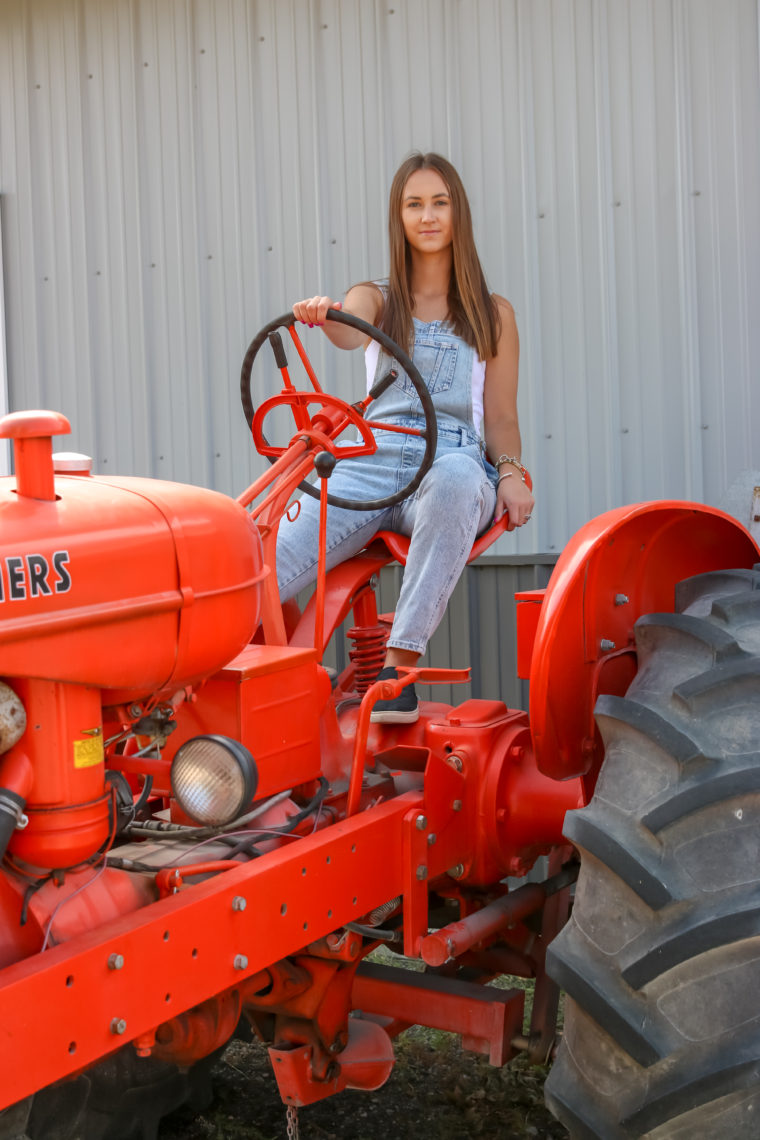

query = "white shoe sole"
[[370, 707, 420, 724]]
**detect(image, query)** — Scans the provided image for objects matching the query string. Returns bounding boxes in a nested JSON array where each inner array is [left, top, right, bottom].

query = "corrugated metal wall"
[[0, 0, 759, 685], [0, 219, 8, 474]]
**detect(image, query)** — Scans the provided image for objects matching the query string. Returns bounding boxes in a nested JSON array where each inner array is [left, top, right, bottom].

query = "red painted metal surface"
[[157, 643, 331, 800], [0, 794, 415, 1107], [269, 1017, 395, 1106], [2, 386, 757, 1128], [0, 473, 266, 698], [352, 962, 525, 1067], [419, 862, 577, 968], [515, 589, 545, 679], [0, 410, 70, 501], [8, 681, 109, 868], [253, 391, 381, 460], [148, 988, 248, 1065], [0, 687, 580, 1108], [528, 502, 760, 781]]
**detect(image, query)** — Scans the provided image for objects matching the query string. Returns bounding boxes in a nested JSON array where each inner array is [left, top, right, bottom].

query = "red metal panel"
[[159, 644, 331, 799], [0, 793, 419, 1110], [515, 589, 545, 680], [352, 962, 525, 1067], [528, 503, 760, 781], [0, 471, 265, 697]]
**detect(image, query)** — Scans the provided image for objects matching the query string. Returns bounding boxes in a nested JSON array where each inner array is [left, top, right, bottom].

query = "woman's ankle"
[[384, 648, 420, 670]]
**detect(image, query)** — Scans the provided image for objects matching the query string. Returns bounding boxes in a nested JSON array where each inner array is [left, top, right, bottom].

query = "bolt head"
[[427, 833, 437, 846], [415, 815, 428, 831], [110, 1018, 127, 1035], [233, 954, 249, 971], [232, 895, 247, 912], [448, 864, 465, 880], [452, 799, 463, 812], [447, 754, 463, 772], [107, 953, 124, 971], [416, 865, 428, 881], [600, 638, 616, 652]]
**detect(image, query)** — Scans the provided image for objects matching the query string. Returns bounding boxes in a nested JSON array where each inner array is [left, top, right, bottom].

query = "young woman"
[[277, 152, 535, 723]]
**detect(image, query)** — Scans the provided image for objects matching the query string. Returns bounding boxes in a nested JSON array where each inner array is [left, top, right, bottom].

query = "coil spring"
[[347, 623, 388, 694], [365, 896, 402, 927]]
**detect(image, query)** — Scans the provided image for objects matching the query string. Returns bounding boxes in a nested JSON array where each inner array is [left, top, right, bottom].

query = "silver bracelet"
[[496, 472, 514, 486], [495, 454, 529, 483]]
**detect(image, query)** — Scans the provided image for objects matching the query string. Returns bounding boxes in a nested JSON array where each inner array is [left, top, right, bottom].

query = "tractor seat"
[[372, 514, 510, 566], [286, 516, 511, 653]]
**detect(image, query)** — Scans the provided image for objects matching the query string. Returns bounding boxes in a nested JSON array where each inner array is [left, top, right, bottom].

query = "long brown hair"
[[380, 152, 501, 360]]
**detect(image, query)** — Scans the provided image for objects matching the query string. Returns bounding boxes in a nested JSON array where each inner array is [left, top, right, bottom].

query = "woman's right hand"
[[292, 285, 382, 350], [292, 296, 342, 327]]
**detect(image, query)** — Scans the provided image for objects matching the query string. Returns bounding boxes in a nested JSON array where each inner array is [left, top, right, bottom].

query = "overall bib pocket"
[[393, 335, 459, 400]]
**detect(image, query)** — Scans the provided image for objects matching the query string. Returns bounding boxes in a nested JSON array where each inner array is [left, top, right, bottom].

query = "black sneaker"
[[370, 666, 419, 725]]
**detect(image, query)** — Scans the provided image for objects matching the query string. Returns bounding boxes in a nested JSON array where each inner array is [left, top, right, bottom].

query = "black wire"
[[105, 852, 256, 874], [106, 779, 330, 872], [131, 774, 154, 819], [20, 873, 56, 926], [345, 922, 402, 944], [221, 778, 329, 860]]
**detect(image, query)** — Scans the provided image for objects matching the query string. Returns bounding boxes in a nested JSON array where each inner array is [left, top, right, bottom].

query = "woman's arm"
[[482, 296, 535, 530], [292, 284, 383, 350]]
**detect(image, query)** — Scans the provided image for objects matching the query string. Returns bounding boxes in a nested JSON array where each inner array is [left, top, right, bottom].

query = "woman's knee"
[[421, 452, 488, 505]]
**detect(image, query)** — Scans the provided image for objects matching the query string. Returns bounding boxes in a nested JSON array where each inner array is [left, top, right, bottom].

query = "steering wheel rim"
[[240, 309, 437, 511]]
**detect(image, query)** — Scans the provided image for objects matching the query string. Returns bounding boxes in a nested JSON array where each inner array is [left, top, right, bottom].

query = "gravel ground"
[[159, 973, 569, 1140], [160, 1033, 567, 1140]]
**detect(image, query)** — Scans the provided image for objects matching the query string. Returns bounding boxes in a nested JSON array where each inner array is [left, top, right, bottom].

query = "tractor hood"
[[0, 411, 266, 702]]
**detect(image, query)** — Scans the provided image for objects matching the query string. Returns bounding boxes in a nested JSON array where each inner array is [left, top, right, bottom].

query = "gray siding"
[[1, 0, 759, 559]]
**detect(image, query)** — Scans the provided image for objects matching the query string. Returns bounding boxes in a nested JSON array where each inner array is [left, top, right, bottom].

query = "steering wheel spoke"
[[241, 309, 437, 511], [251, 392, 379, 460]]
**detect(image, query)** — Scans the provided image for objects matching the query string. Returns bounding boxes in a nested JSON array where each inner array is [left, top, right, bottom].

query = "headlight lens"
[[170, 735, 258, 826]]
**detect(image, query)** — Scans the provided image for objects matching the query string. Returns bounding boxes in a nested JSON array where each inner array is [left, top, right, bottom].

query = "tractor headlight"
[[170, 735, 258, 826]]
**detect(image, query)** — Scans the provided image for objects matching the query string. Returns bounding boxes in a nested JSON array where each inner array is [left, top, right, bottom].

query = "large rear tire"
[[545, 566, 760, 1138]]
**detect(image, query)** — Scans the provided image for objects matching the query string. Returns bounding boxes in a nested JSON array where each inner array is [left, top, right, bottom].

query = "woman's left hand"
[[495, 474, 535, 530]]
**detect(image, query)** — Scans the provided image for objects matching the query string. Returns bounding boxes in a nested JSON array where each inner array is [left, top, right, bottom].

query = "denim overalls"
[[276, 317, 497, 655]]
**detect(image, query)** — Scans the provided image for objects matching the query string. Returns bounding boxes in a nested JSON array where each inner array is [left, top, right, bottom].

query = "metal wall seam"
[[673, 0, 704, 503], [591, 0, 622, 514], [0, 0, 759, 555], [0, 212, 9, 475]]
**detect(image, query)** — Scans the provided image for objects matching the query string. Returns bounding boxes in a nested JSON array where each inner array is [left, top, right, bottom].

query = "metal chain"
[[286, 1103, 300, 1140]]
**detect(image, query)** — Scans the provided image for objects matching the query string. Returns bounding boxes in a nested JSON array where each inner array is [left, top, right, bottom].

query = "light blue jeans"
[[276, 422, 496, 655]]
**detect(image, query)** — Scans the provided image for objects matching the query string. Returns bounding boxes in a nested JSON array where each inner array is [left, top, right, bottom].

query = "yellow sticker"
[[74, 735, 104, 769]]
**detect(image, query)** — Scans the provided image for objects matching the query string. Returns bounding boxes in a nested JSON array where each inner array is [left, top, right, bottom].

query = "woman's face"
[[400, 168, 453, 255]]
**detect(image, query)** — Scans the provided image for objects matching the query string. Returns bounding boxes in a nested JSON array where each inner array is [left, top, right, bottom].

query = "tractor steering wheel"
[[240, 309, 437, 511]]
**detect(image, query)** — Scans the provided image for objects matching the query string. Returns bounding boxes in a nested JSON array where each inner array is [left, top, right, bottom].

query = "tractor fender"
[[527, 501, 760, 783]]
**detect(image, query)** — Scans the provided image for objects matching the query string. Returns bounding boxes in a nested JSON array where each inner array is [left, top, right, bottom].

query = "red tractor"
[[0, 310, 757, 1139]]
